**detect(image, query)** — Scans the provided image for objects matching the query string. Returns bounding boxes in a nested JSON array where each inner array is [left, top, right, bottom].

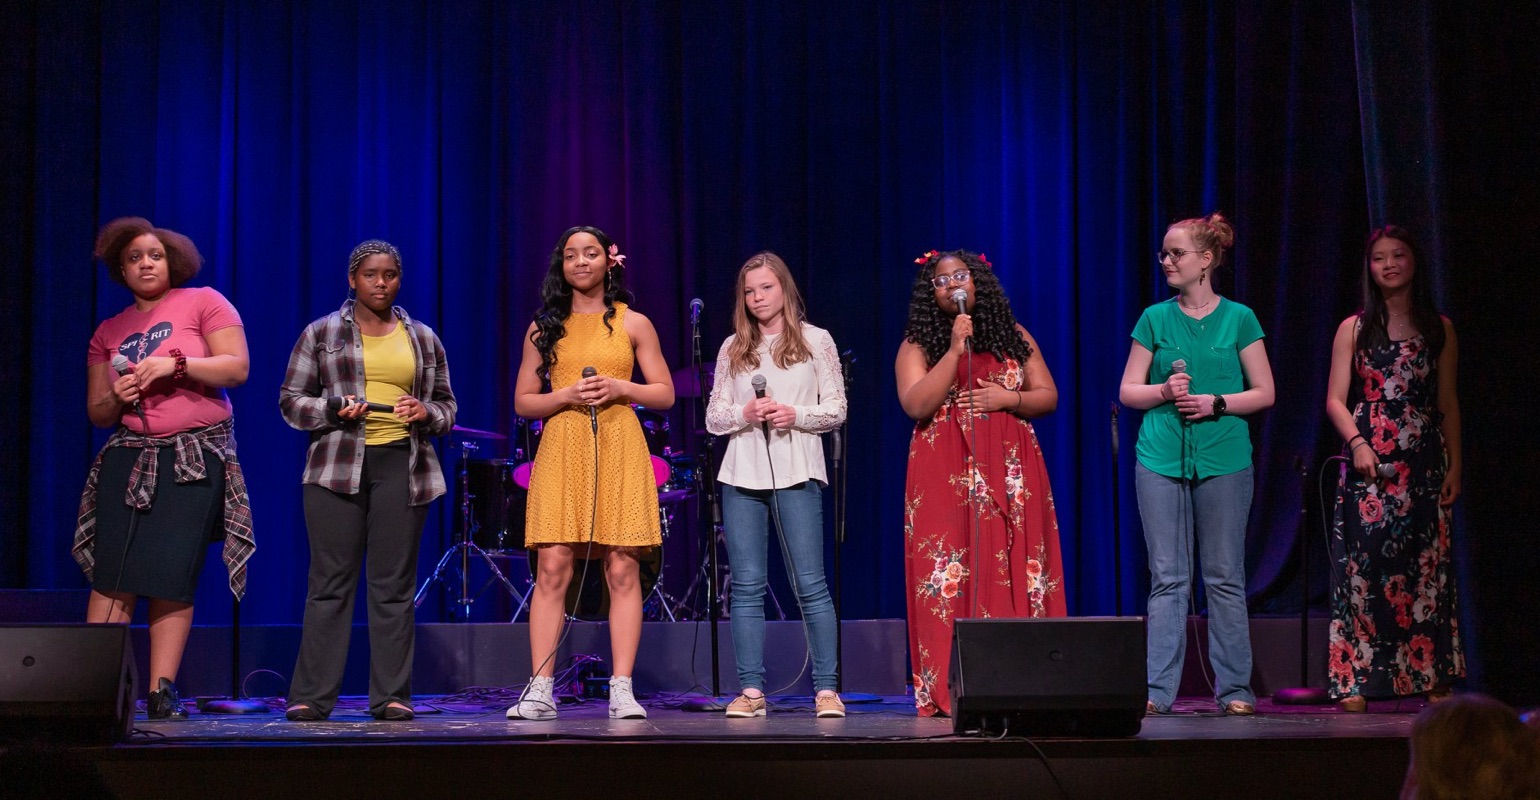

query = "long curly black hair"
[[902, 250, 1033, 367], [531, 225, 633, 381]]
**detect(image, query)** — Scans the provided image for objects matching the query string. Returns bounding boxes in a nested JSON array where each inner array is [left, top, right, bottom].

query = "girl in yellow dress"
[[508, 226, 674, 720]]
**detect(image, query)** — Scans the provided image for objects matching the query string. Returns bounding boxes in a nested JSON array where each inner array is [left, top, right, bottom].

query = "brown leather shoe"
[[1338, 695, 1367, 713], [1223, 700, 1256, 716], [1426, 686, 1454, 704], [1145, 700, 1160, 716]]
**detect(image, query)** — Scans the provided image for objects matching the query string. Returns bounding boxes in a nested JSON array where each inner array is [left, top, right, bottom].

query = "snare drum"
[[660, 453, 696, 504], [528, 546, 662, 621], [462, 459, 525, 554]]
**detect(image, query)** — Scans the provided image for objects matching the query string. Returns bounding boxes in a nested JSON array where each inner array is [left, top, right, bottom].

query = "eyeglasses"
[[931, 270, 971, 289], [1156, 249, 1203, 264]]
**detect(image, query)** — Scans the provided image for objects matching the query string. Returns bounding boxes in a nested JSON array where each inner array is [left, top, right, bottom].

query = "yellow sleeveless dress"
[[525, 304, 662, 547]]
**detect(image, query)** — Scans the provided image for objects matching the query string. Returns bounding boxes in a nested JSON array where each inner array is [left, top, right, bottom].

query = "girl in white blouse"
[[706, 251, 848, 718]]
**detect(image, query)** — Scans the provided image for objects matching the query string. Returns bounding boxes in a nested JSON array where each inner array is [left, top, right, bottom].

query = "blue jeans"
[[721, 482, 839, 693], [1135, 462, 1255, 711]]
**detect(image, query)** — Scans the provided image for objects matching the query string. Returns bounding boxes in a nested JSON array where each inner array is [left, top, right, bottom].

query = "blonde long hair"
[[725, 251, 813, 377]]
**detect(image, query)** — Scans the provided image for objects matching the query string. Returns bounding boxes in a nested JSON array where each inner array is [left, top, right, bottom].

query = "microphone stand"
[[687, 306, 725, 707], [200, 597, 268, 714], [1110, 402, 1123, 616], [1275, 455, 1329, 704], [832, 350, 854, 693]]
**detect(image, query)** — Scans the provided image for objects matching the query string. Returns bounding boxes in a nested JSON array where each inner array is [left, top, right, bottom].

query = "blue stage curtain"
[[3, 0, 1536, 703]]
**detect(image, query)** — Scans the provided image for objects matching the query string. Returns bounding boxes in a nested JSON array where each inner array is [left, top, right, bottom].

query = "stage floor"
[[53, 694, 1418, 799]]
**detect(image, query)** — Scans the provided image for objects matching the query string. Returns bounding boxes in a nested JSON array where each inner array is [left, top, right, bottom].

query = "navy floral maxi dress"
[[1328, 334, 1464, 701]]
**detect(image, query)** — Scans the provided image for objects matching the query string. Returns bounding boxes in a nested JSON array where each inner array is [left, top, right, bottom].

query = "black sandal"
[[375, 702, 414, 721], [285, 702, 324, 721]]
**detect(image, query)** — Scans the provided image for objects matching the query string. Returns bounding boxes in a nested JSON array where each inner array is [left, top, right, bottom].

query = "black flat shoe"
[[285, 702, 325, 721], [146, 678, 188, 720], [375, 702, 414, 721]]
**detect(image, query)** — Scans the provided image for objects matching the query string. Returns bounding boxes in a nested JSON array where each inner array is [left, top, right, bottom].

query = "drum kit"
[[413, 407, 707, 623]]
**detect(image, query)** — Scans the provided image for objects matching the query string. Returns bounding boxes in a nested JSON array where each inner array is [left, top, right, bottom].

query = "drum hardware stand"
[[643, 507, 685, 621], [413, 440, 532, 621]]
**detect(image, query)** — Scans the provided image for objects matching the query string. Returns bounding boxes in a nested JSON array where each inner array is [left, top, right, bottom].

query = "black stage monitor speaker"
[[949, 617, 1146, 737], [0, 624, 137, 743]]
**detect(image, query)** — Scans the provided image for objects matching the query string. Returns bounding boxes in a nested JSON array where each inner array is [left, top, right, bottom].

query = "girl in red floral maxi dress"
[[895, 250, 1067, 717]]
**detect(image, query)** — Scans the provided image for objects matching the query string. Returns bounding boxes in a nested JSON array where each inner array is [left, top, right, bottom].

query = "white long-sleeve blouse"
[[705, 324, 846, 490]]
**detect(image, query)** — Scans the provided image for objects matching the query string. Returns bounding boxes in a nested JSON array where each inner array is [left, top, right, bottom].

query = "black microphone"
[[327, 395, 395, 414], [951, 288, 968, 316], [751, 374, 770, 441], [110, 354, 149, 430], [690, 298, 703, 325], [582, 366, 598, 433]]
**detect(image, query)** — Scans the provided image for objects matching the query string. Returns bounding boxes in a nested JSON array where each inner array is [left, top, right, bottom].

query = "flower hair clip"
[[978, 253, 992, 268], [914, 249, 939, 265], [608, 243, 627, 268]]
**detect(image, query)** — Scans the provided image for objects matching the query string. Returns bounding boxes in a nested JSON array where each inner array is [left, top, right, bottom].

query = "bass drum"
[[461, 459, 524, 554], [528, 546, 661, 621]]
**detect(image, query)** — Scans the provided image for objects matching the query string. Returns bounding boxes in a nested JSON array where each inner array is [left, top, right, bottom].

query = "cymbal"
[[452, 424, 506, 440], [672, 363, 715, 398]]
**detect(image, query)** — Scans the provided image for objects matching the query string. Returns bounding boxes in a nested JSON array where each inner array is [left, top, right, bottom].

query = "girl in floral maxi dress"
[[1325, 226, 1464, 711], [895, 250, 1067, 717]]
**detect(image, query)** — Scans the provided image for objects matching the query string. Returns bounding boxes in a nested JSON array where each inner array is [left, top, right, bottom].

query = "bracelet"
[[1350, 440, 1370, 453], [170, 349, 188, 381], [1347, 434, 1365, 446], [1013, 391, 1023, 412]]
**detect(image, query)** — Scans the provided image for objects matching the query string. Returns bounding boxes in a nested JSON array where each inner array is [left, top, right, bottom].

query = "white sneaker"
[[507, 676, 558, 721], [608, 676, 647, 719]]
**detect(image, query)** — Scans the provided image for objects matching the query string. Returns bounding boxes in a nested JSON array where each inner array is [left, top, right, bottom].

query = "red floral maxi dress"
[[1328, 334, 1464, 700], [903, 351, 1067, 716]]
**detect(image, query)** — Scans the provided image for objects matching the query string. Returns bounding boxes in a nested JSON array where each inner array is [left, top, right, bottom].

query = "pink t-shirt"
[[88, 286, 244, 435]]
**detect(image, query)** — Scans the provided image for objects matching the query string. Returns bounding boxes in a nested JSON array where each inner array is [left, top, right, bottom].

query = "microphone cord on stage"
[[966, 346, 983, 622], [757, 414, 815, 700]]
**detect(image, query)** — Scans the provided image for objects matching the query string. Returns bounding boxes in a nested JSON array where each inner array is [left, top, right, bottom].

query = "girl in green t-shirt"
[[1118, 211, 1275, 717]]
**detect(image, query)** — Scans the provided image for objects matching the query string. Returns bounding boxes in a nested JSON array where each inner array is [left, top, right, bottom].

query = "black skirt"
[[91, 445, 225, 604]]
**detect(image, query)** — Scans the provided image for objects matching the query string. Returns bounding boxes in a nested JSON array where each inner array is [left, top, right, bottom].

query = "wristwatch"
[[1212, 394, 1228, 417]]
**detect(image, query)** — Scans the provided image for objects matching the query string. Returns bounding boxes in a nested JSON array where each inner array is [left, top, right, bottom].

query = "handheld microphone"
[[1376, 462, 1396, 480], [751, 374, 770, 441], [1171, 359, 1187, 373], [951, 289, 969, 316], [327, 395, 396, 415], [110, 354, 149, 430], [581, 366, 599, 433], [690, 298, 703, 325]]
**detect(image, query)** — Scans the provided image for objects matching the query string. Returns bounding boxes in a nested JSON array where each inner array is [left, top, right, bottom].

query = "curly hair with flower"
[[903, 250, 1033, 368]]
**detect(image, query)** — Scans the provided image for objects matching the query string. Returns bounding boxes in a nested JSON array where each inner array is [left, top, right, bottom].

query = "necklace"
[[1178, 296, 1213, 312]]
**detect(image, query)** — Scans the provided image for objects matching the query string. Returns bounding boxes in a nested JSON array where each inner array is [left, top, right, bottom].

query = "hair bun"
[[1204, 212, 1235, 250]]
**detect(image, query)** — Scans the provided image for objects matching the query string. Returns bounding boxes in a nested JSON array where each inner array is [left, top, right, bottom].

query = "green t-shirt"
[[1131, 297, 1265, 479]]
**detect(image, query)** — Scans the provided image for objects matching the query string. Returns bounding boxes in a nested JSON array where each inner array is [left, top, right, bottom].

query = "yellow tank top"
[[361, 322, 412, 445]]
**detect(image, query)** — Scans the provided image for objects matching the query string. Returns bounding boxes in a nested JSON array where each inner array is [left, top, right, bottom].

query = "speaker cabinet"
[[0, 624, 137, 743], [949, 617, 1146, 737]]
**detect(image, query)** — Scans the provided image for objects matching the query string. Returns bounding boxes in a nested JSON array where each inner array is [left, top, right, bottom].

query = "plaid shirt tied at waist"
[[72, 415, 256, 599]]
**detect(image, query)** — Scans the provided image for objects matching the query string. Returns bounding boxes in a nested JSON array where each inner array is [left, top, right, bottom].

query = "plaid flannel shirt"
[[73, 416, 256, 599], [278, 301, 456, 504]]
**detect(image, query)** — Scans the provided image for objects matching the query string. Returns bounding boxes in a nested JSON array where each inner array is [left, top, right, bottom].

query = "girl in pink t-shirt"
[[75, 217, 253, 721]]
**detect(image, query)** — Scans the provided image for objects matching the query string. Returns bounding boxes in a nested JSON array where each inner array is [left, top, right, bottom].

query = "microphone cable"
[[753, 382, 816, 700], [517, 375, 603, 717]]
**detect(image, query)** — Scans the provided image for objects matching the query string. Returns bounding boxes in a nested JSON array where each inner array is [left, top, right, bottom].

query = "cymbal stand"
[[413, 441, 532, 621], [644, 506, 683, 621]]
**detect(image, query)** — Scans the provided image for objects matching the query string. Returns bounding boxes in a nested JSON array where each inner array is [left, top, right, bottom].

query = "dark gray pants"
[[288, 443, 426, 717]]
